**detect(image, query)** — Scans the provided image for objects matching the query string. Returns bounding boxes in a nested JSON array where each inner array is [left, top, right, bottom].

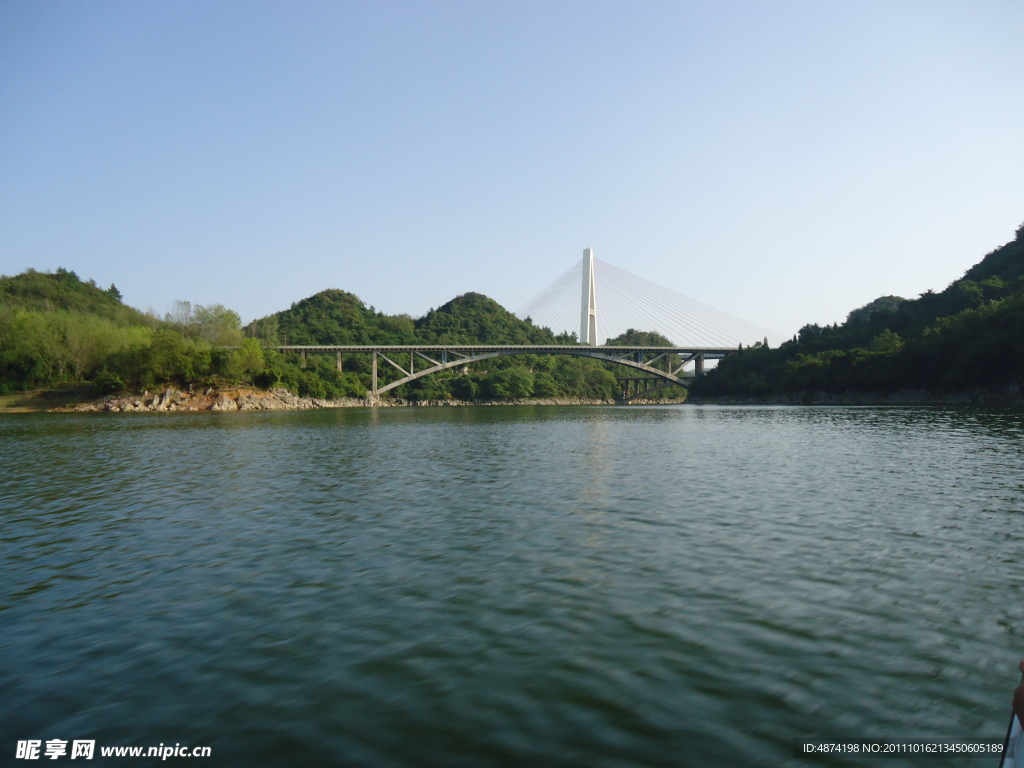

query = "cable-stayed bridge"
[[517, 249, 784, 349], [276, 249, 782, 403]]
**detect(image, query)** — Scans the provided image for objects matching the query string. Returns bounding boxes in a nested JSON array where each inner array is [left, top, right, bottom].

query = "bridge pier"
[[337, 351, 343, 372], [695, 353, 704, 377]]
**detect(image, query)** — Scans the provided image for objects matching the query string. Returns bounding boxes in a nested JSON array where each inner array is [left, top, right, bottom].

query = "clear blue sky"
[[2, 0, 1022, 339]]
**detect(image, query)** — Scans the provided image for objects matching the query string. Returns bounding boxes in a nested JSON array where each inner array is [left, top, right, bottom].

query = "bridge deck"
[[274, 344, 734, 356], [268, 345, 735, 402]]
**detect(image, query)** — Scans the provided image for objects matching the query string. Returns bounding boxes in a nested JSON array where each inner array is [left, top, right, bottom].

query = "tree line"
[[691, 223, 1024, 398], [14, 219, 1021, 406], [0, 269, 685, 402]]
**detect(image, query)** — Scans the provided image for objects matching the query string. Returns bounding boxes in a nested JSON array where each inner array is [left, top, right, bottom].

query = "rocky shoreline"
[[62, 387, 361, 412], [60, 388, 684, 413], [47, 383, 1024, 412]]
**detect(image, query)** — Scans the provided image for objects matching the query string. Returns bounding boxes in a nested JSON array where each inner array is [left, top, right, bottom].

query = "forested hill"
[[1, 272, 655, 403], [244, 290, 561, 346], [245, 289, 419, 346], [1, 269, 158, 392], [415, 293, 561, 344], [2, 268, 144, 325], [239, 289, 627, 401], [691, 223, 1024, 398]]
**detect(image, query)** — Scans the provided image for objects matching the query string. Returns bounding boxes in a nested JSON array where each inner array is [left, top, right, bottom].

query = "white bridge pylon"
[[519, 249, 784, 349], [581, 248, 597, 345]]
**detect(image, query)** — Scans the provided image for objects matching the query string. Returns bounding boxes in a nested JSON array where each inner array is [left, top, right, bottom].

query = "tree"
[[533, 372, 559, 397], [227, 338, 266, 383], [193, 304, 243, 346], [450, 375, 478, 400], [605, 329, 672, 346], [481, 367, 534, 399], [166, 300, 194, 328], [846, 296, 906, 325], [166, 301, 243, 346], [142, 329, 212, 386], [247, 315, 280, 345], [870, 329, 904, 354]]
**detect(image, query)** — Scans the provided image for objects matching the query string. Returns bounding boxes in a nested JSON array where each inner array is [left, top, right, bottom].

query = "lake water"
[[2, 405, 1023, 767]]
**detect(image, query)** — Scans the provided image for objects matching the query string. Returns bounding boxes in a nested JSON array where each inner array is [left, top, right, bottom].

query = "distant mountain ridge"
[[244, 289, 563, 346], [691, 223, 1024, 398]]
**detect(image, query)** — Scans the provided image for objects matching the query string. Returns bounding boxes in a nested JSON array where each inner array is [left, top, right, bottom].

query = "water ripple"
[[2, 405, 1023, 766]]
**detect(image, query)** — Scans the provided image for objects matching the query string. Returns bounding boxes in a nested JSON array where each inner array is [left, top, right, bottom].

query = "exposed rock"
[[60, 389, 680, 413], [211, 395, 238, 411]]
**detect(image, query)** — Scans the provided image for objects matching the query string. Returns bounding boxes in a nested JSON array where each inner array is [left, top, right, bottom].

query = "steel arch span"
[[275, 345, 734, 403]]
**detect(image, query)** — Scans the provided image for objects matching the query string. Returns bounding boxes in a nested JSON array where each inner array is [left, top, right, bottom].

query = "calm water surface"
[[2, 405, 1023, 767]]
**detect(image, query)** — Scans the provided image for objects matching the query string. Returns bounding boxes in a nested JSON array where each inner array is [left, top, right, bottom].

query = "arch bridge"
[[277, 344, 733, 404]]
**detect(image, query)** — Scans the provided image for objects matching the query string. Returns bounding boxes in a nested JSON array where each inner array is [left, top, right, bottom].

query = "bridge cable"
[[596, 260, 775, 344], [516, 256, 783, 347]]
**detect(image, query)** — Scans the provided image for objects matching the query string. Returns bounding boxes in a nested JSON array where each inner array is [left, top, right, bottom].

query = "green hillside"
[[0, 271, 668, 403], [244, 289, 627, 401], [692, 223, 1024, 398], [1, 268, 139, 323], [0, 270, 289, 397], [0, 269, 155, 393], [246, 289, 419, 346], [414, 292, 558, 344], [405, 293, 617, 400]]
